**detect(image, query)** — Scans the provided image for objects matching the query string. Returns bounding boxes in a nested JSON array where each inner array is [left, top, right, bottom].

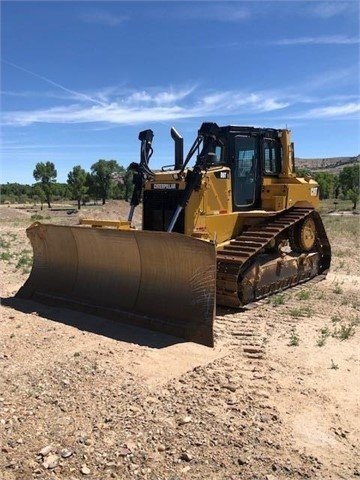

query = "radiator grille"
[[143, 190, 185, 233]]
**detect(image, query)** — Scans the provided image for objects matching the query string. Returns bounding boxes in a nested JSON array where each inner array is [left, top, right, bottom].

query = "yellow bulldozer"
[[17, 123, 331, 346]]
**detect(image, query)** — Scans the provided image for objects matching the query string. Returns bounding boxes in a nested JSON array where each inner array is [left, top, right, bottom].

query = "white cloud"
[[171, 5, 250, 22], [298, 67, 356, 91], [257, 98, 290, 112], [80, 10, 128, 27], [210, 92, 289, 111], [272, 35, 359, 46], [2, 103, 188, 127], [303, 102, 360, 118], [124, 86, 197, 106], [309, 2, 352, 19], [4, 81, 358, 127], [2, 86, 290, 127]]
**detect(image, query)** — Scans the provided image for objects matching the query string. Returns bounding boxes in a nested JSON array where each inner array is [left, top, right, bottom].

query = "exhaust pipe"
[[171, 127, 184, 170]]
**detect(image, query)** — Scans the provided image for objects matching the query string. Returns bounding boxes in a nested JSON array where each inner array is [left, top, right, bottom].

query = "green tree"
[[33, 161, 57, 208], [339, 164, 359, 209], [32, 184, 46, 210], [107, 166, 132, 200], [52, 183, 70, 200], [123, 168, 134, 202], [67, 165, 88, 209], [85, 172, 99, 202], [90, 159, 120, 205], [313, 172, 338, 200], [0, 183, 32, 203], [295, 167, 312, 178]]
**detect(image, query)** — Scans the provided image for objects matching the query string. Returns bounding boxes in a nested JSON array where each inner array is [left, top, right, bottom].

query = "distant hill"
[[295, 155, 359, 173]]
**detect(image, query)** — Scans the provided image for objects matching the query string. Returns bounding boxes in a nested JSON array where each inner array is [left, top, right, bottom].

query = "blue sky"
[[1, 0, 359, 184]]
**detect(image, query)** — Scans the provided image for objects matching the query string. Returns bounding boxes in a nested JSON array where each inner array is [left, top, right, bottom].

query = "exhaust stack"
[[171, 127, 184, 170]]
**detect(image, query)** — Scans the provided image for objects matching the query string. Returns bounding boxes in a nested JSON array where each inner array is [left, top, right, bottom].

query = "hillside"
[[295, 155, 359, 173]]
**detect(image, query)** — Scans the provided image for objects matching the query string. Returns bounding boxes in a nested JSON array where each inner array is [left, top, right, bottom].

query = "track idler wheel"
[[290, 216, 316, 252]]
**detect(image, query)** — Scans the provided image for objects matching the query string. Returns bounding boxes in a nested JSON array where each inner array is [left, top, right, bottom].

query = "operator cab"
[[138, 123, 287, 234], [210, 126, 283, 211]]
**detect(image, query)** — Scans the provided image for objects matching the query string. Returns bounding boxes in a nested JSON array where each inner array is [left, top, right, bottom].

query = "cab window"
[[214, 145, 222, 163], [263, 139, 281, 174]]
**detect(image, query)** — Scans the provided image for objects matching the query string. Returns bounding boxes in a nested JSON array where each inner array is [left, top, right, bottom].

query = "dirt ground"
[[0, 201, 359, 480]]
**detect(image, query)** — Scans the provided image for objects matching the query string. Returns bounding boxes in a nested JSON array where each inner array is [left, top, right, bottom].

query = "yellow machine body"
[[142, 166, 320, 246]]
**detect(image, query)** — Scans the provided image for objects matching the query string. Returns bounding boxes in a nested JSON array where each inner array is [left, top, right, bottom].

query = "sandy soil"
[[0, 201, 359, 480]]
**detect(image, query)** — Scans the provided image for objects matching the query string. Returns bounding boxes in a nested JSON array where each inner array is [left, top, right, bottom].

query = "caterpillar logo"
[[214, 170, 229, 179], [151, 183, 178, 190]]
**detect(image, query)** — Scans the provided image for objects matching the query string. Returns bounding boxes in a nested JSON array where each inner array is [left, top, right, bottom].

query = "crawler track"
[[216, 207, 331, 308]]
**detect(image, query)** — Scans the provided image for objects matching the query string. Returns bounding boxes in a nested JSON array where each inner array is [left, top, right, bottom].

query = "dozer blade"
[[17, 223, 216, 346]]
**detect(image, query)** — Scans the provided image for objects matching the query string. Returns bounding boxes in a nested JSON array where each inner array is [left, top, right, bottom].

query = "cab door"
[[232, 135, 260, 209]]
